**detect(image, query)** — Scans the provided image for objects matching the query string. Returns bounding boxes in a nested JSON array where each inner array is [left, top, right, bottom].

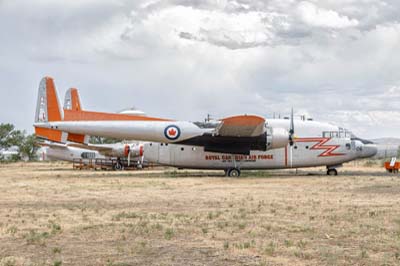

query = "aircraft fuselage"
[[143, 119, 377, 170]]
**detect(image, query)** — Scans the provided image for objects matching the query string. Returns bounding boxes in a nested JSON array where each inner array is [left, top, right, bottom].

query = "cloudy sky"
[[0, 0, 399, 138]]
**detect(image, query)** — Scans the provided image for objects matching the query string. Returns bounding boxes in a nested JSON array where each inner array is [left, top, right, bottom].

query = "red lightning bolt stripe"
[[295, 138, 344, 157]]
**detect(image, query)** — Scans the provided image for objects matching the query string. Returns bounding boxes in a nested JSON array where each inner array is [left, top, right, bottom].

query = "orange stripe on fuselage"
[[63, 110, 173, 122]]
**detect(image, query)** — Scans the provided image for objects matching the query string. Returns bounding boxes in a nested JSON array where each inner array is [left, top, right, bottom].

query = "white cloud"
[[297, 1, 359, 28], [0, 0, 399, 139]]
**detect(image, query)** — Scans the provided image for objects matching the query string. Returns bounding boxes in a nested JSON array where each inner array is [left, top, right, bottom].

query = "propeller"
[[138, 144, 144, 169], [289, 108, 295, 146], [127, 144, 144, 168], [124, 144, 131, 167]]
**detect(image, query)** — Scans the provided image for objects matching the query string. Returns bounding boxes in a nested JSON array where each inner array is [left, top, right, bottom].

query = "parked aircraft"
[[37, 86, 145, 169], [40, 141, 144, 169], [143, 120, 377, 176], [33, 77, 377, 176]]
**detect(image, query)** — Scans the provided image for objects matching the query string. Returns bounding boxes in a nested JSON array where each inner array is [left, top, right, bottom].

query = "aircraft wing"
[[37, 141, 68, 150], [67, 143, 115, 153], [177, 115, 268, 155], [215, 115, 265, 137]]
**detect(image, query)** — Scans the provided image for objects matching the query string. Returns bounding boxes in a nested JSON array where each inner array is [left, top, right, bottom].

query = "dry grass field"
[[0, 162, 399, 266]]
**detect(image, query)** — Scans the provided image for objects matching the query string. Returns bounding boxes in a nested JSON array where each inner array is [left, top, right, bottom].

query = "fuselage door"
[[158, 143, 174, 166]]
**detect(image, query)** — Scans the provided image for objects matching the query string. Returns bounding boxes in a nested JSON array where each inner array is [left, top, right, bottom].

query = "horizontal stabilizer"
[[35, 127, 67, 143]]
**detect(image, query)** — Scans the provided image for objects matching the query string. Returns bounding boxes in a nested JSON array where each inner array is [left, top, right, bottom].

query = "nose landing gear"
[[225, 168, 241, 177], [326, 164, 342, 176]]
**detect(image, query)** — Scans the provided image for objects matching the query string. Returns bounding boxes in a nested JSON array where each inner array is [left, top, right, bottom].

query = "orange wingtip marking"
[[67, 133, 86, 143], [64, 110, 172, 122], [221, 115, 265, 126], [70, 88, 82, 111], [35, 127, 63, 142], [45, 77, 62, 122]]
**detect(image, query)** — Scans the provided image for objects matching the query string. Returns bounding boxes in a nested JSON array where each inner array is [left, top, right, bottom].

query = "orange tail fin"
[[34, 77, 67, 143], [35, 77, 63, 123], [64, 88, 83, 111], [34, 78, 89, 144]]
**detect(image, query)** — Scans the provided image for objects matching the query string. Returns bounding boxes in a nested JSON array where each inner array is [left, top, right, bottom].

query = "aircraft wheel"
[[327, 169, 337, 176], [113, 162, 123, 171], [228, 168, 241, 177]]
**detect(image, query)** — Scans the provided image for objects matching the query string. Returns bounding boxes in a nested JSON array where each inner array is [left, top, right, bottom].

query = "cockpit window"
[[323, 130, 352, 138]]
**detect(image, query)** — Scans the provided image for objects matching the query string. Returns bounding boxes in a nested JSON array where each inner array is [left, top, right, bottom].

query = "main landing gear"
[[113, 158, 123, 171], [327, 168, 338, 176], [225, 168, 241, 177]]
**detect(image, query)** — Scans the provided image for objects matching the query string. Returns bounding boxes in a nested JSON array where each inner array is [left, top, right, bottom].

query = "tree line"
[[0, 123, 37, 161]]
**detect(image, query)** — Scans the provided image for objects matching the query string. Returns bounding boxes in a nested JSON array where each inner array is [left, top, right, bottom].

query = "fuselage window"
[[346, 143, 351, 150], [81, 152, 96, 159], [181, 147, 184, 151]]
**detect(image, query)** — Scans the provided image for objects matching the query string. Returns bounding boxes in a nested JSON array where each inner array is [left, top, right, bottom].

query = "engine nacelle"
[[266, 127, 290, 150], [104, 143, 144, 159]]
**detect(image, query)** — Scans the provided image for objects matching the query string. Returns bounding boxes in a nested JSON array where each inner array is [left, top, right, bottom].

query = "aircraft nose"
[[361, 144, 378, 158]]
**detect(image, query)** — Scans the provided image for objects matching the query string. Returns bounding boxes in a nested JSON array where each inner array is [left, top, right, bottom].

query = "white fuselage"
[[143, 119, 377, 170], [45, 146, 106, 162]]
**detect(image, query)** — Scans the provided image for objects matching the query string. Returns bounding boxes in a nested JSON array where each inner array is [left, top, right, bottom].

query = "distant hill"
[[372, 138, 400, 146]]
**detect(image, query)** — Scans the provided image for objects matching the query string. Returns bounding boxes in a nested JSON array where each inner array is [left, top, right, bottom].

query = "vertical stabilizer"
[[63, 87, 89, 143], [64, 88, 83, 111], [35, 77, 64, 122], [34, 77, 66, 143]]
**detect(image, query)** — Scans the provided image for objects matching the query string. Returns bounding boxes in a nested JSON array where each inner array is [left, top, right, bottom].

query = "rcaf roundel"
[[164, 125, 181, 140]]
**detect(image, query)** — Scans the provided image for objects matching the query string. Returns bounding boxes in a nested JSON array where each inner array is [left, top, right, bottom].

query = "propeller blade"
[[139, 145, 144, 168], [289, 108, 295, 146], [127, 149, 131, 167]]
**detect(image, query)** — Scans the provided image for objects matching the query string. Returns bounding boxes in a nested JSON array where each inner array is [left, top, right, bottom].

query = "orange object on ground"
[[384, 161, 400, 173]]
